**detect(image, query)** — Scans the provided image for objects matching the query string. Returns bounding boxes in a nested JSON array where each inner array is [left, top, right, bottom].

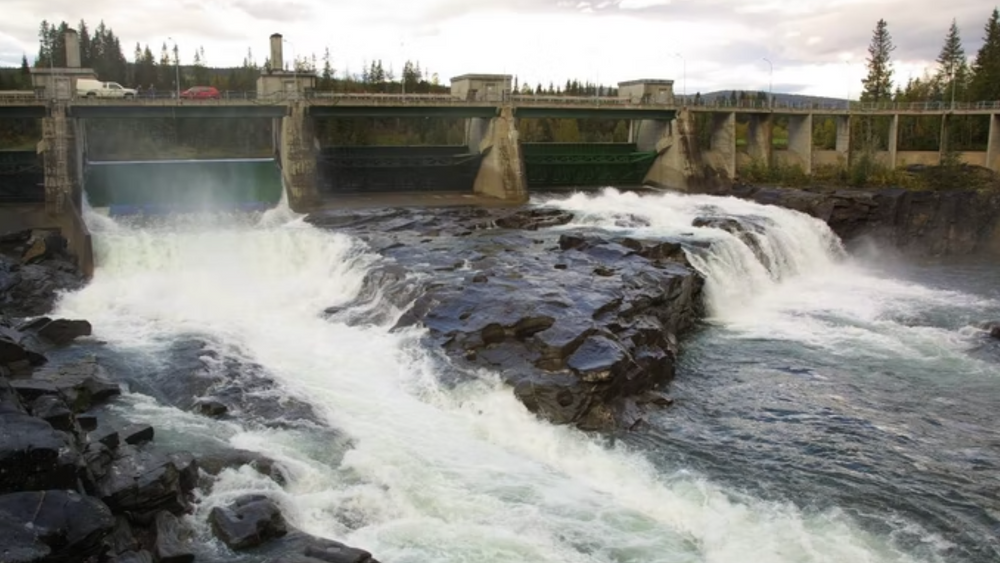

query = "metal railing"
[[2, 88, 999, 113]]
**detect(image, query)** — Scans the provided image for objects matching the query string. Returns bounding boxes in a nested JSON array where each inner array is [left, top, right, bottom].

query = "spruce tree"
[[936, 19, 967, 104], [861, 19, 896, 103], [970, 8, 1000, 101]]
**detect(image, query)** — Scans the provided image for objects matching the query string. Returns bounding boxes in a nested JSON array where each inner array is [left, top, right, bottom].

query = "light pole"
[[845, 60, 851, 110], [283, 38, 297, 97], [674, 52, 686, 104], [167, 36, 180, 99], [762, 57, 773, 109]]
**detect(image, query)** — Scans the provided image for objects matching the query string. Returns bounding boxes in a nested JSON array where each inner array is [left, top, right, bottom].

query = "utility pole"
[[674, 52, 686, 104], [762, 57, 773, 109], [168, 36, 180, 99]]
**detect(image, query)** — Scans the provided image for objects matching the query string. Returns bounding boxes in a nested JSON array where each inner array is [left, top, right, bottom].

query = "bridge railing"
[[687, 99, 1000, 112]]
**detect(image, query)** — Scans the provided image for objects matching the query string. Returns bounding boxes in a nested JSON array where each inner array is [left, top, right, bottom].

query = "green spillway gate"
[[521, 143, 657, 188], [84, 158, 283, 215]]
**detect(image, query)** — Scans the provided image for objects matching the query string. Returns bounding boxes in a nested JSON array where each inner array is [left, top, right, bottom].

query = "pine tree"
[[970, 8, 1000, 101], [935, 19, 968, 104], [861, 19, 896, 103]]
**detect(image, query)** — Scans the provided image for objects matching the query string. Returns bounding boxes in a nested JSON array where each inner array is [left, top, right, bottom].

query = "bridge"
[[2, 28, 999, 279]]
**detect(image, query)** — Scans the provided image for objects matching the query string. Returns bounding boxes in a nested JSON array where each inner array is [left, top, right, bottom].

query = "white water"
[[50, 193, 952, 563], [545, 188, 998, 368]]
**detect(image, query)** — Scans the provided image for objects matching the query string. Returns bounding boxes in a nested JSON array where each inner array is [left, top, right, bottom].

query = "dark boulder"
[[209, 494, 288, 550], [25, 356, 121, 413], [28, 394, 74, 432], [97, 445, 197, 518], [269, 530, 378, 563], [120, 423, 154, 446], [198, 449, 288, 486], [0, 411, 79, 493], [193, 397, 228, 417], [493, 208, 574, 230], [0, 489, 115, 563], [153, 510, 194, 563], [0, 253, 85, 318], [17, 317, 92, 347]]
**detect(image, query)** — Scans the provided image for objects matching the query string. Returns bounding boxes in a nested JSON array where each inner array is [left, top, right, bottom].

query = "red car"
[[180, 86, 221, 100]]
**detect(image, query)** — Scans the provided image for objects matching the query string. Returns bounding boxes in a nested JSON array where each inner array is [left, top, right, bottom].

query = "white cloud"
[[0, 0, 993, 97]]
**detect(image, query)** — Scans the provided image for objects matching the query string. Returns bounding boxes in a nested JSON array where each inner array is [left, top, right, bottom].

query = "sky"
[[0, 0, 994, 98]]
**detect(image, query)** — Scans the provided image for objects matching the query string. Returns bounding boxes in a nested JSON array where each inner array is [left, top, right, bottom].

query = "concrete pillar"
[[270, 34, 284, 71], [746, 113, 772, 165], [627, 121, 635, 144], [710, 112, 736, 179], [73, 119, 87, 209], [887, 114, 898, 169], [65, 29, 81, 68], [473, 106, 527, 202], [642, 110, 696, 189], [279, 102, 320, 211], [42, 103, 77, 216], [987, 114, 1000, 173], [786, 114, 813, 174], [835, 115, 851, 161]]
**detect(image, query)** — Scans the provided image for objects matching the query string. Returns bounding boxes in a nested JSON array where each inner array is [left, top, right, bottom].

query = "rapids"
[[49, 188, 999, 562]]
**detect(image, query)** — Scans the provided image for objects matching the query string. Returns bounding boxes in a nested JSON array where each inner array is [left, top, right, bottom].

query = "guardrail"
[[2, 89, 999, 113]]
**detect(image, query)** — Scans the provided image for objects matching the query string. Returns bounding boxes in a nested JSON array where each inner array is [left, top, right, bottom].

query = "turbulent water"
[[52, 188, 1000, 563]]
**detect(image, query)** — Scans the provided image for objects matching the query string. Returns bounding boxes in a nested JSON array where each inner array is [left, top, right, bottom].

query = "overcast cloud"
[[0, 0, 994, 97]]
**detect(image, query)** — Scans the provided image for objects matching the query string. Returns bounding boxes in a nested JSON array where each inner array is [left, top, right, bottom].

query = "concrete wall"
[[705, 112, 736, 178], [472, 107, 526, 202], [617, 80, 675, 105], [279, 102, 320, 211], [744, 114, 772, 164], [450, 75, 511, 102]]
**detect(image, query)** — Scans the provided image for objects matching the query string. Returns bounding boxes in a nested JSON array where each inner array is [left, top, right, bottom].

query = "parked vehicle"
[[76, 78, 137, 98], [180, 86, 221, 100]]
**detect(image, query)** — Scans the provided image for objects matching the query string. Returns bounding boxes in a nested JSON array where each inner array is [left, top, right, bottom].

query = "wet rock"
[[17, 317, 92, 347], [110, 551, 154, 563], [20, 231, 67, 265], [76, 411, 98, 431], [28, 356, 121, 413], [0, 253, 85, 318], [0, 411, 79, 493], [992, 326, 1000, 340], [107, 515, 141, 555], [198, 449, 288, 486], [311, 206, 704, 430], [494, 208, 574, 230], [0, 376, 26, 414], [121, 423, 154, 446], [711, 182, 1000, 257], [97, 445, 195, 518], [153, 510, 195, 563], [193, 397, 228, 417], [271, 531, 377, 563], [28, 394, 73, 432], [210, 494, 288, 550], [0, 489, 115, 562], [90, 427, 120, 449]]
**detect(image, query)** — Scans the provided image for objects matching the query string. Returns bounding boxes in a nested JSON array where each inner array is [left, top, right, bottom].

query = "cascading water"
[[50, 187, 990, 563]]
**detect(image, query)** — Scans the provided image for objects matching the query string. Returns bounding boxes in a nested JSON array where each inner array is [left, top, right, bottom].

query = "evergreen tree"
[[861, 18, 896, 102], [970, 8, 1000, 101], [321, 48, 334, 91], [935, 19, 968, 104], [19, 55, 30, 88]]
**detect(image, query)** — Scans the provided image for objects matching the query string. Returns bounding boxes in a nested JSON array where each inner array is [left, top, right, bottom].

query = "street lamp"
[[167, 36, 180, 99], [762, 57, 773, 109], [674, 52, 686, 104], [283, 38, 298, 97]]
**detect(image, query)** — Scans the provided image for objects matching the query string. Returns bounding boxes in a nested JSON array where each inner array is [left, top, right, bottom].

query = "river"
[[52, 187, 999, 563]]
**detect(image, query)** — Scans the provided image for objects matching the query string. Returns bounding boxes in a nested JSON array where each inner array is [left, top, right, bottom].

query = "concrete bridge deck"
[[3, 91, 998, 117]]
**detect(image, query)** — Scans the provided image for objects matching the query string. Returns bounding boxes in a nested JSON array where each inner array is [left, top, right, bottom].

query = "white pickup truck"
[[76, 78, 137, 98]]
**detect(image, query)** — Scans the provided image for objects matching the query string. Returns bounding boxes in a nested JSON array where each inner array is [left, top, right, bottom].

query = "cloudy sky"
[[0, 0, 993, 97]]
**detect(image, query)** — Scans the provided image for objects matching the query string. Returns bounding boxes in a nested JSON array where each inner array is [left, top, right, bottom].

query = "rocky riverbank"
[[1, 230, 379, 563], [701, 182, 1000, 257], [307, 206, 705, 431]]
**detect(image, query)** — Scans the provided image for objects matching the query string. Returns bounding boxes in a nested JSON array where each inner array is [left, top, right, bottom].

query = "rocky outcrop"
[[309, 207, 705, 430], [1, 230, 86, 318], [713, 183, 1000, 256], [0, 313, 377, 562]]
